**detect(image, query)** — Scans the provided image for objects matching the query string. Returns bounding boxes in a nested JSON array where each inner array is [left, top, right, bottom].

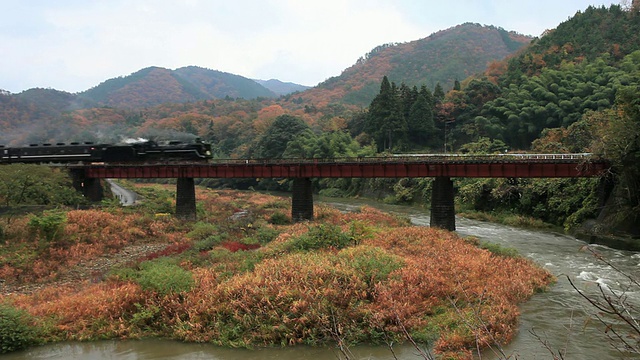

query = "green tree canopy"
[[254, 114, 310, 159], [363, 77, 440, 152], [0, 165, 85, 207], [366, 76, 407, 151]]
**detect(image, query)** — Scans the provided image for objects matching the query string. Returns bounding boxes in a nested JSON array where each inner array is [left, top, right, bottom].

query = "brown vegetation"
[[1, 187, 553, 358]]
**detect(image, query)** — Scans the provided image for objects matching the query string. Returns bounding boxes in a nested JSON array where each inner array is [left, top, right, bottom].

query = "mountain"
[[499, 4, 640, 84], [293, 23, 532, 107], [16, 88, 93, 113], [457, 4, 640, 149], [1, 88, 94, 132], [79, 66, 277, 109], [173, 66, 277, 99], [79, 67, 209, 108], [255, 79, 310, 96]]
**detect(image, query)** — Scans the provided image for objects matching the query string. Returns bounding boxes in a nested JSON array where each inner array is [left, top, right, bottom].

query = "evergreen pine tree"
[[433, 83, 445, 104], [366, 76, 407, 151], [407, 93, 436, 148]]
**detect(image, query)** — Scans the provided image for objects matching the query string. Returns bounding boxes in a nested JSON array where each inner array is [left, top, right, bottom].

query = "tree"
[[459, 137, 508, 154], [254, 114, 310, 159], [407, 93, 436, 147], [366, 76, 407, 151], [281, 130, 317, 158], [433, 83, 445, 104], [0, 165, 84, 208], [588, 86, 640, 230], [399, 83, 418, 121]]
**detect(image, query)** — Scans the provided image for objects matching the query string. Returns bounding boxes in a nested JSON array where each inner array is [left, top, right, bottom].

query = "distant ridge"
[[255, 79, 310, 96], [294, 23, 532, 106], [77, 66, 280, 108], [173, 66, 277, 99]]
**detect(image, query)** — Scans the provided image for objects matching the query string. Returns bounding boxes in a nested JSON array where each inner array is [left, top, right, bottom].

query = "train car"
[[131, 140, 212, 161], [0, 139, 213, 164], [0, 142, 104, 163]]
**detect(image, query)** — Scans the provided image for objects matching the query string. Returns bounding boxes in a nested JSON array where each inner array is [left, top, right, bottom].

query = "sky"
[[0, 0, 623, 94]]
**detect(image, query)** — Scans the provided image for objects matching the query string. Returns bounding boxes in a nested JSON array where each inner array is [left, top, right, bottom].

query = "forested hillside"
[[79, 66, 277, 108], [78, 67, 210, 108], [255, 79, 310, 96], [0, 88, 96, 138], [437, 6, 640, 157], [267, 4, 640, 238], [173, 66, 277, 100], [0, 23, 530, 147], [291, 23, 531, 107], [0, 66, 280, 139], [504, 4, 640, 81], [425, 4, 640, 237]]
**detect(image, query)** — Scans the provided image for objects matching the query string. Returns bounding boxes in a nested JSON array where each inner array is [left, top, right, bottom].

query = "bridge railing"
[[207, 153, 597, 165]]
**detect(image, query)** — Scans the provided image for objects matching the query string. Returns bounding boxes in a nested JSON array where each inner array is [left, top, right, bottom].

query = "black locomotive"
[[0, 139, 212, 164]]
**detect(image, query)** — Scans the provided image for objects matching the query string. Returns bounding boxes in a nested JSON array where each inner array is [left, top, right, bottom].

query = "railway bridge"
[[69, 154, 610, 231]]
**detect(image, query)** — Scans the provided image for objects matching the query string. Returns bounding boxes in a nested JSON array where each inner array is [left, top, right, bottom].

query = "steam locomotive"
[[0, 139, 213, 164]]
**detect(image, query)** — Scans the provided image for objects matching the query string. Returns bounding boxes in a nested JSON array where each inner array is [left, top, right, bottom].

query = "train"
[[0, 139, 213, 164]]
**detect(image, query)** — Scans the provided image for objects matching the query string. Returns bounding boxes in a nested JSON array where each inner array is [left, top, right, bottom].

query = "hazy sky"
[[0, 0, 621, 94]]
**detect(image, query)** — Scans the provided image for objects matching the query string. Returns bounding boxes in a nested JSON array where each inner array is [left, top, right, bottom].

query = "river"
[[4, 198, 639, 359]]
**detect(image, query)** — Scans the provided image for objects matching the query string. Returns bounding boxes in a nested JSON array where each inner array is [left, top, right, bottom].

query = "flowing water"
[[5, 198, 639, 359]]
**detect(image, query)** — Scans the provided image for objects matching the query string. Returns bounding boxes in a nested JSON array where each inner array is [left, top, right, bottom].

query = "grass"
[[1, 187, 554, 358], [458, 209, 554, 230]]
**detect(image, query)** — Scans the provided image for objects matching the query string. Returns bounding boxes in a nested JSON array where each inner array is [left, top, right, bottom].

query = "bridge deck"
[[78, 154, 610, 179]]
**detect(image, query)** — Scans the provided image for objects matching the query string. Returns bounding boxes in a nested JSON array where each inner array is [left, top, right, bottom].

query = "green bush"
[[259, 200, 289, 209], [193, 234, 226, 252], [27, 210, 66, 243], [318, 187, 346, 198], [0, 164, 85, 207], [134, 186, 175, 214], [130, 303, 161, 332], [288, 224, 354, 251], [268, 211, 291, 225], [479, 241, 521, 258], [134, 259, 195, 296], [187, 222, 220, 240], [255, 226, 280, 245], [338, 246, 404, 286], [0, 303, 41, 353]]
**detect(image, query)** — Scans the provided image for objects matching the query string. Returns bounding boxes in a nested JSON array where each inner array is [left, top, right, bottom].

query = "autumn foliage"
[[1, 188, 553, 358]]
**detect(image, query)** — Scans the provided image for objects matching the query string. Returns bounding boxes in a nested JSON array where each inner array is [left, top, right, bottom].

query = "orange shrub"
[[179, 252, 370, 346], [10, 282, 146, 340], [2, 189, 554, 358], [363, 226, 552, 353]]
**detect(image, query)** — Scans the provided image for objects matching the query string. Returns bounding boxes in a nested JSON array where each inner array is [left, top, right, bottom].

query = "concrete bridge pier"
[[83, 178, 104, 202], [430, 176, 456, 231], [292, 177, 314, 222], [176, 178, 197, 220], [69, 169, 103, 202]]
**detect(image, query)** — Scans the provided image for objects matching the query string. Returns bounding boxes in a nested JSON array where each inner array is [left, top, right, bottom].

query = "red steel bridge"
[[70, 153, 610, 231]]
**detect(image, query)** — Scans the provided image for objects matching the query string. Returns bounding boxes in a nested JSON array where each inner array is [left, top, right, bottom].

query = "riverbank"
[[0, 186, 554, 359], [456, 209, 558, 230], [573, 227, 640, 251], [457, 208, 640, 252]]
